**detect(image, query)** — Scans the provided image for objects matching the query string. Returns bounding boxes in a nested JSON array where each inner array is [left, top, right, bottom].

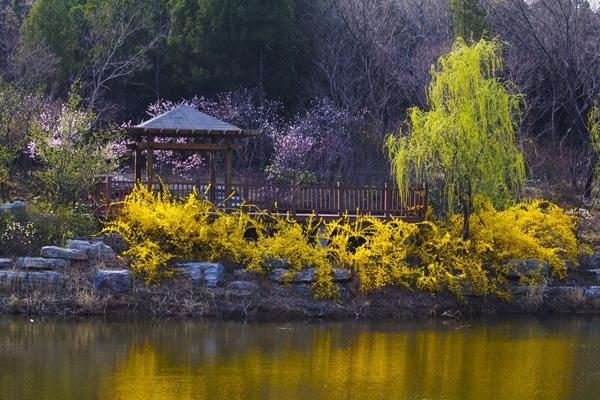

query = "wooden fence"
[[98, 177, 427, 221]]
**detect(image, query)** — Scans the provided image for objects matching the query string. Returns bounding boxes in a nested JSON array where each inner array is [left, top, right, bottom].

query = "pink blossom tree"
[[117, 88, 283, 179], [266, 99, 362, 184]]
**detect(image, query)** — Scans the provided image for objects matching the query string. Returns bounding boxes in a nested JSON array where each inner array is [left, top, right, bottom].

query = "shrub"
[[0, 201, 99, 257], [28, 83, 119, 206], [104, 185, 583, 300]]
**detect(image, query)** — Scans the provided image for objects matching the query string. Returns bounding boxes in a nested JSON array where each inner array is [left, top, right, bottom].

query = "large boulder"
[[41, 246, 87, 261], [16, 257, 70, 270], [0, 258, 15, 269], [0, 270, 65, 292], [94, 270, 132, 294], [176, 262, 225, 287], [66, 240, 116, 265]]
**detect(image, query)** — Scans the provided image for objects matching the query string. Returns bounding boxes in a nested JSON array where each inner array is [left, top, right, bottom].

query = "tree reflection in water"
[[1, 317, 599, 400]]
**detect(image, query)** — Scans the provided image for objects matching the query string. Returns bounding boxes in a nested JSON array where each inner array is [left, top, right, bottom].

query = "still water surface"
[[1, 316, 600, 399]]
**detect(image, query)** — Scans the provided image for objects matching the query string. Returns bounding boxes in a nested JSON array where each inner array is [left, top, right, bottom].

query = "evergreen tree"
[[165, 0, 300, 102]]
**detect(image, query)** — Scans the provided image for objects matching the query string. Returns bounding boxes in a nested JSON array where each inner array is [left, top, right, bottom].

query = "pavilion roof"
[[127, 106, 256, 137]]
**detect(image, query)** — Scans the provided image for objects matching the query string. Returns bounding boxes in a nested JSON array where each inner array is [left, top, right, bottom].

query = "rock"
[[0, 270, 65, 291], [584, 286, 600, 298], [94, 270, 132, 294], [263, 257, 289, 270], [66, 240, 117, 265], [588, 269, 600, 280], [66, 240, 113, 256], [228, 281, 260, 292], [0, 258, 15, 269], [0, 201, 26, 220], [96, 233, 128, 253], [0, 201, 25, 212], [581, 252, 600, 270], [333, 268, 352, 282], [16, 257, 70, 270], [271, 268, 315, 283], [507, 259, 549, 279], [271, 267, 352, 284], [176, 262, 225, 287], [233, 269, 261, 281], [41, 246, 88, 261], [292, 283, 313, 296]]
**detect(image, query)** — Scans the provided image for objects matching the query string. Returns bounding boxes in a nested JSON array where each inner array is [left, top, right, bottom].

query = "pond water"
[[1, 316, 600, 399]]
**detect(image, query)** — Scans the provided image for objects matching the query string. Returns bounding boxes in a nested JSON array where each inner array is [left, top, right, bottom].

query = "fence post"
[[104, 176, 113, 201], [384, 182, 391, 217], [242, 184, 249, 205], [337, 182, 344, 216], [195, 178, 202, 197]]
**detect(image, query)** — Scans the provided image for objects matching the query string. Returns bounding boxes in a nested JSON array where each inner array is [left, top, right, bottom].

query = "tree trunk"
[[584, 156, 596, 200], [462, 201, 470, 240], [462, 185, 472, 240]]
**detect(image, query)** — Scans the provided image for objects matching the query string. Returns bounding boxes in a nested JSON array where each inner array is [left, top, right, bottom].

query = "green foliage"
[[449, 0, 488, 41], [21, 0, 158, 99], [165, 0, 301, 100], [0, 201, 98, 257], [21, 0, 80, 89], [386, 38, 525, 238], [104, 185, 582, 301], [30, 82, 119, 206]]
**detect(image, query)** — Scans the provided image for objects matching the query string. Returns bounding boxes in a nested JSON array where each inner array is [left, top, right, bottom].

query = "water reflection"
[[1, 317, 600, 399]]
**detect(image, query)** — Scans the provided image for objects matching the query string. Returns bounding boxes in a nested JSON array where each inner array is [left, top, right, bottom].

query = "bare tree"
[[307, 0, 452, 183], [490, 0, 600, 195], [84, 1, 164, 114], [314, 0, 452, 131]]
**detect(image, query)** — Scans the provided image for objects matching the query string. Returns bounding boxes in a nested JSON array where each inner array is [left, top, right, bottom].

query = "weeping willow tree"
[[386, 38, 525, 239]]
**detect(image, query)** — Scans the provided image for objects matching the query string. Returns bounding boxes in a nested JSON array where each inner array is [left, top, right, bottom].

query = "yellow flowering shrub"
[[466, 197, 579, 279], [324, 216, 419, 291], [412, 197, 582, 299], [104, 185, 583, 300]]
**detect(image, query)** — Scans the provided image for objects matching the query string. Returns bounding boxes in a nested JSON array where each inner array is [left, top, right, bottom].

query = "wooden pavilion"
[[125, 106, 257, 202], [99, 106, 427, 220]]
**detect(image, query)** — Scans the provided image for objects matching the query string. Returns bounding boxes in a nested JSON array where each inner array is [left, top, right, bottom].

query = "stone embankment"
[[2, 233, 600, 318]]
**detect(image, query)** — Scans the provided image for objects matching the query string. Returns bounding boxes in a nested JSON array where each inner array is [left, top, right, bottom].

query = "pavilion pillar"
[[146, 136, 154, 188], [208, 151, 216, 203], [134, 144, 143, 183], [224, 139, 233, 207]]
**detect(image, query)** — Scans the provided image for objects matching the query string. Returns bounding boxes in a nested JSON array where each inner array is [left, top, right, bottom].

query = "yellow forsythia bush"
[[103, 185, 583, 300]]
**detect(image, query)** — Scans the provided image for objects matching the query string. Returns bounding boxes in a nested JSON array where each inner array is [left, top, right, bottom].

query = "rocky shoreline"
[[2, 238, 600, 320]]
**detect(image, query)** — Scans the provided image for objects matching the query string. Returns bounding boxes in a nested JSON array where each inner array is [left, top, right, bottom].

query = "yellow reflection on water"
[[97, 320, 581, 400]]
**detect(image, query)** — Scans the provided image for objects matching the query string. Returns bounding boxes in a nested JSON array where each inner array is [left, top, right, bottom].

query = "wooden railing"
[[98, 177, 427, 221]]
